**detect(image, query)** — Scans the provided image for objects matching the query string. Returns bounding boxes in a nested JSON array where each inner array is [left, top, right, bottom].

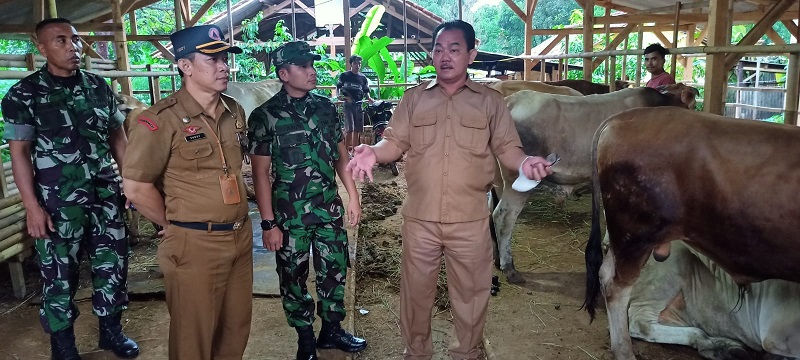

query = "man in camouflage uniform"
[[0, 18, 138, 360], [248, 41, 365, 360]]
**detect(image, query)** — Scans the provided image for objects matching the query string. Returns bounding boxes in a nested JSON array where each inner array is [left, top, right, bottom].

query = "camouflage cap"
[[271, 41, 322, 68]]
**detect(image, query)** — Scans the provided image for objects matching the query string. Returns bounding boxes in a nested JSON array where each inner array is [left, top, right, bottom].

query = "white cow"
[[630, 241, 800, 359], [492, 85, 698, 283], [224, 79, 283, 118]]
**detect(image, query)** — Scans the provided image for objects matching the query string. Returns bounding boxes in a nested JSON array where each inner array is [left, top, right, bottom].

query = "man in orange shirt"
[[644, 43, 676, 88], [347, 20, 553, 360]]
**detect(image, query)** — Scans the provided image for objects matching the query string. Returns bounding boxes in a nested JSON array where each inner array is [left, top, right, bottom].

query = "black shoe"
[[296, 326, 318, 360], [317, 321, 367, 353], [98, 313, 140, 359], [50, 327, 81, 360]]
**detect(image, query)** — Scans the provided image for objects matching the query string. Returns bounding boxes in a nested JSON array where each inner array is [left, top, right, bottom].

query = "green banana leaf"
[[358, 36, 393, 66], [352, 5, 386, 54]]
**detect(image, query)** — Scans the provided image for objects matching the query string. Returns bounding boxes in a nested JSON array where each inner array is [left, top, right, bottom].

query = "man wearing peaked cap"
[[248, 41, 364, 360], [123, 24, 253, 360]]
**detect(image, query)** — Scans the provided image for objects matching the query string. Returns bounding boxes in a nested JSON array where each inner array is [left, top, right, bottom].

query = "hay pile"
[[356, 181, 451, 310]]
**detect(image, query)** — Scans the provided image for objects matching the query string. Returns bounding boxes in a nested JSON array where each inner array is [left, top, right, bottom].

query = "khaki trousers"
[[400, 217, 492, 360], [158, 220, 254, 360]]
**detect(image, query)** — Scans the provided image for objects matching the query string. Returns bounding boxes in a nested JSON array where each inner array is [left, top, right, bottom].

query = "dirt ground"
[[0, 162, 707, 360]]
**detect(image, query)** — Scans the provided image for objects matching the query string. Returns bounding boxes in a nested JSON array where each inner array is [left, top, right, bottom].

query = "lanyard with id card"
[[199, 115, 241, 205]]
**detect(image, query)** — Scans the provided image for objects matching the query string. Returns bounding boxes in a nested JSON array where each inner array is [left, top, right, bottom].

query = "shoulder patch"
[[137, 116, 159, 131], [148, 97, 178, 114]]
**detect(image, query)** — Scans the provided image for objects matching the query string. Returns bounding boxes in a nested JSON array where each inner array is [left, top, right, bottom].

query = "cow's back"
[[490, 80, 582, 97], [224, 79, 283, 118], [597, 107, 800, 284]]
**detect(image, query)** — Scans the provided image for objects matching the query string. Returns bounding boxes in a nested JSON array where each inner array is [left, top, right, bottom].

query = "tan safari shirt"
[[123, 88, 249, 223], [383, 78, 523, 223]]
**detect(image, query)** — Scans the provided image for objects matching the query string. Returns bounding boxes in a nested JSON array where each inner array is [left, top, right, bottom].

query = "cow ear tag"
[[512, 153, 559, 192]]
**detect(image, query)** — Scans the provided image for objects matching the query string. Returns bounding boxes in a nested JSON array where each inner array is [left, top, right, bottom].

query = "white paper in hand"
[[511, 153, 559, 192]]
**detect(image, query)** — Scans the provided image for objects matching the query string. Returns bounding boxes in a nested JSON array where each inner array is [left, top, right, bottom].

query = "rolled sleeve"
[[122, 110, 171, 183], [247, 107, 273, 156], [488, 92, 522, 156], [1, 87, 37, 141], [382, 94, 412, 152]]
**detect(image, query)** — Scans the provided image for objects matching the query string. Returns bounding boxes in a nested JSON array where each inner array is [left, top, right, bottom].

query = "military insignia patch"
[[183, 125, 201, 134], [138, 117, 158, 131]]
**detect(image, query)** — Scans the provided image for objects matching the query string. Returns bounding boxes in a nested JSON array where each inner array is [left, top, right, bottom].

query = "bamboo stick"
[[0, 238, 34, 263], [518, 44, 800, 60], [0, 210, 26, 229], [0, 203, 24, 219], [0, 194, 22, 209], [0, 232, 26, 253], [0, 220, 26, 243]]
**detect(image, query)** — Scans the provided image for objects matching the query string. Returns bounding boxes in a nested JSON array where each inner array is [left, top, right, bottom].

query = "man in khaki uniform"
[[122, 25, 253, 360], [347, 20, 553, 359]]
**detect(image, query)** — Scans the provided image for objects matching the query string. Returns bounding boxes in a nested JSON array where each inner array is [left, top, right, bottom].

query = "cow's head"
[[657, 83, 700, 110], [115, 93, 150, 134], [614, 80, 632, 91]]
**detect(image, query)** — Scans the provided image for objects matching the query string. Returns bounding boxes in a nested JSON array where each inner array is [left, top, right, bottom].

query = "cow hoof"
[[504, 269, 526, 284]]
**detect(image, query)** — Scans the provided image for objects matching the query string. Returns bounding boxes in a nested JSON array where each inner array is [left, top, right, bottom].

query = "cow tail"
[[582, 119, 609, 323]]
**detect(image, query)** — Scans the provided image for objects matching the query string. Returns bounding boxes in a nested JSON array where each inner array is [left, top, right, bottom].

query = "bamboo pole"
[[0, 232, 27, 253], [582, 0, 595, 81], [604, 6, 610, 84], [786, 52, 799, 125], [517, 44, 800, 60], [47, 0, 56, 18], [0, 238, 34, 263], [0, 195, 21, 209], [636, 23, 643, 86], [0, 210, 26, 229], [0, 221, 26, 244], [0, 203, 24, 220], [671, 2, 681, 79], [0, 70, 178, 79]]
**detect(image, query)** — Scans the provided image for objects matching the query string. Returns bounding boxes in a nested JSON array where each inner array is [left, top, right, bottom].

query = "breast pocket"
[[36, 107, 76, 154], [410, 115, 437, 150], [178, 142, 214, 178], [278, 132, 310, 169], [454, 115, 489, 150]]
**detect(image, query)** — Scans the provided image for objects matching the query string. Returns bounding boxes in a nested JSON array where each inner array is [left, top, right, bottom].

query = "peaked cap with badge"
[[171, 24, 242, 60], [271, 41, 322, 68]]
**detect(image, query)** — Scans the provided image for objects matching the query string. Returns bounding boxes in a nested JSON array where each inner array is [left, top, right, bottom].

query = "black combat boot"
[[296, 326, 318, 360], [50, 326, 81, 360], [317, 321, 367, 353], [98, 313, 139, 359]]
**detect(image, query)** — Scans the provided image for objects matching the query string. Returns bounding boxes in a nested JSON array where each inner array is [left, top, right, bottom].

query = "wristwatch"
[[261, 219, 276, 231]]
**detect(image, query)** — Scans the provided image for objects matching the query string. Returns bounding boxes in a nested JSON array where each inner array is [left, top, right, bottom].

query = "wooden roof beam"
[[765, 26, 786, 44], [530, 33, 565, 69], [187, 0, 216, 27], [637, 0, 708, 15], [530, 24, 692, 35], [367, 0, 435, 35], [653, 31, 673, 47], [591, 24, 635, 70], [594, 10, 800, 25], [501, 0, 526, 20], [782, 20, 799, 40], [595, 0, 638, 14], [724, 0, 797, 69], [150, 40, 175, 62]]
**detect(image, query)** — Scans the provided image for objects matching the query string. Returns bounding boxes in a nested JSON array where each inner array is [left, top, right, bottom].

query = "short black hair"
[[349, 55, 362, 64], [644, 43, 669, 57], [35, 18, 72, 37], [176, 53, 196, 78], [432, 20, 476, 51]]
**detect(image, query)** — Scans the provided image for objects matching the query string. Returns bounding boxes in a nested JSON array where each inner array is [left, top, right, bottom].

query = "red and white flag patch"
[[137, 117, 158, 131], [183, 125, 201, 134]]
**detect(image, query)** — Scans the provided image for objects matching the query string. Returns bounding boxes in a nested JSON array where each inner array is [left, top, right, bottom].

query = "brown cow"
[[492, 84, 697, 283], [489, 80, 583, 97], [584, 107, 800, 359], [545, 79, 631, 95]]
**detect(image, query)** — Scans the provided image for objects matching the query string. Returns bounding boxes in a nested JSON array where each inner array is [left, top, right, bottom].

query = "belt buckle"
[[232, 221, 243, 231]]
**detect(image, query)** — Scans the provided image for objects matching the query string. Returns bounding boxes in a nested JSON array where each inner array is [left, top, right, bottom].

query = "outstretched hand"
[[346, 145, 378, 182]]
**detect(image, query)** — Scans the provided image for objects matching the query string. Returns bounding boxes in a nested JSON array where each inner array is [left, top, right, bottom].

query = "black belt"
[[170, 219, 246, 232]]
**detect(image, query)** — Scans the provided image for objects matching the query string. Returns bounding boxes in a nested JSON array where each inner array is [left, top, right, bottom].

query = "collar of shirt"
[[423, 77, 484, 95], [174, 87, 235, 119], [38, 63, 89, 92]]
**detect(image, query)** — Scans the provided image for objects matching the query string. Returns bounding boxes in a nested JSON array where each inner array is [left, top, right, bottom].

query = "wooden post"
[[603, 6, 610, 84], [671, 2, 681, 79], [609, 54, 617, 90], [635, 23, 643, 86], [786, 52, 799, 125], [524, 0, 534, 80], [564, 34, 569, 79], [343, 0, 351, 64], [622, 36, 628, 81], [174, 0, 183, 31], [582, 0, 595, 81], [704, 0, 731, 115], [112, 0, 132, 96], [683, 23, 696, 82], [33, 0, 46, 22]]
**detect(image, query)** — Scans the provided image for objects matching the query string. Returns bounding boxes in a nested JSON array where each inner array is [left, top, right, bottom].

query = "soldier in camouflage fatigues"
[[1, 18, 138, 360], [248, 41, 366, 359]]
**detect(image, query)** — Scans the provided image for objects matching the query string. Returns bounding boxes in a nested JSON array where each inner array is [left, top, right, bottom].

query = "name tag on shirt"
[[185, 133, 207, 142]]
